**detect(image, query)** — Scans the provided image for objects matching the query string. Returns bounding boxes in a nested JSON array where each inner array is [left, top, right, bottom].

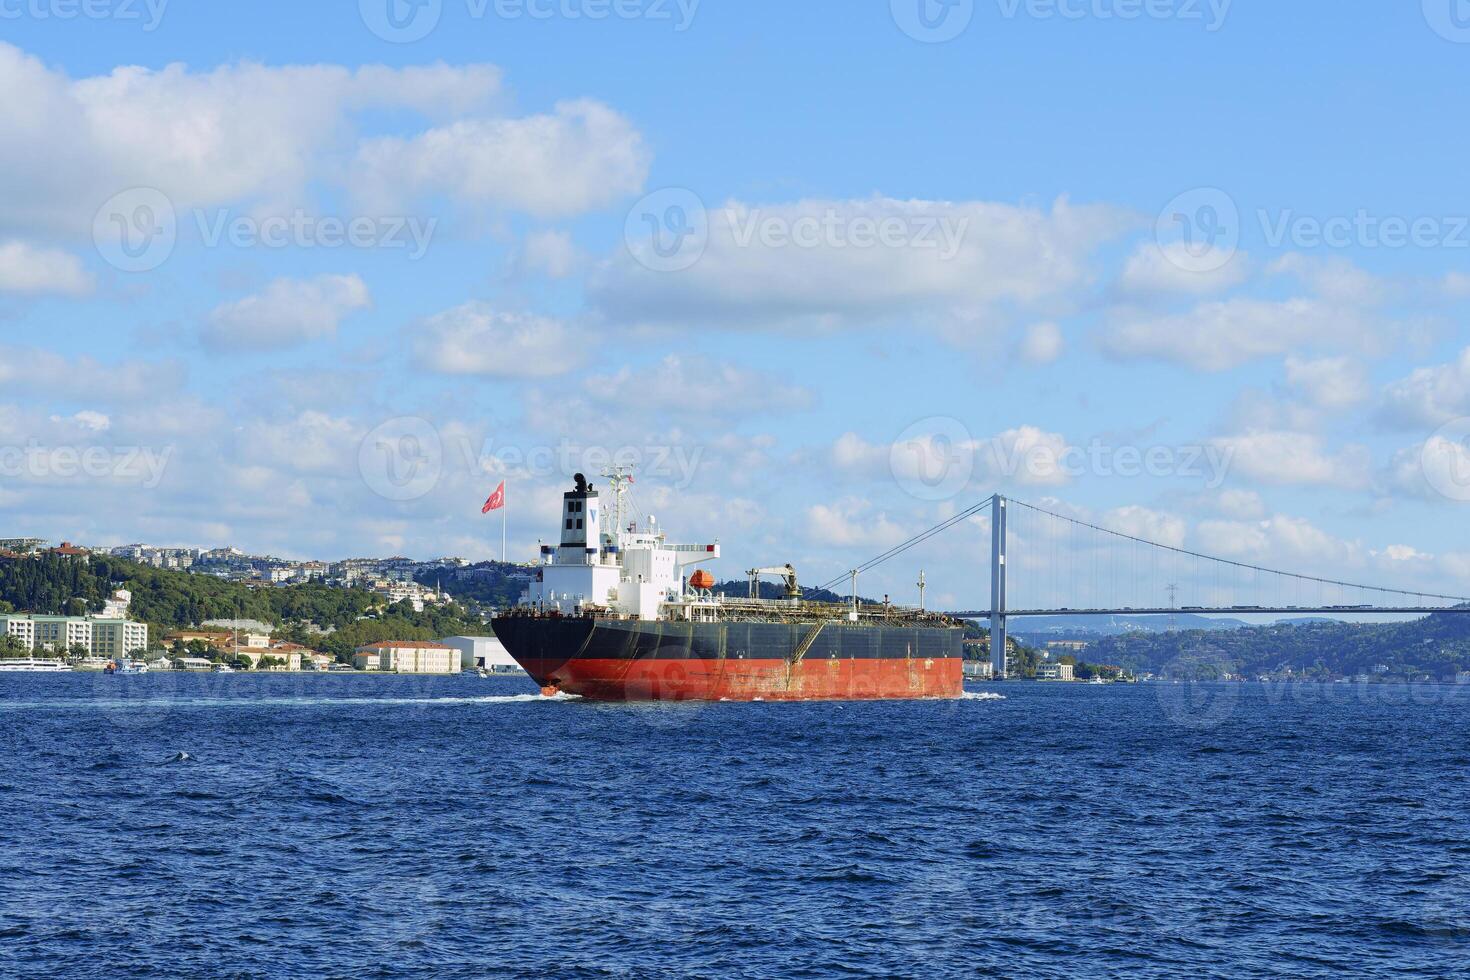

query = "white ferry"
[[0, 658, 74, 672]]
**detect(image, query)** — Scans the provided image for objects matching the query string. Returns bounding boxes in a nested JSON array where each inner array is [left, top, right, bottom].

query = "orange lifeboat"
[[688, 570, 715, 590]]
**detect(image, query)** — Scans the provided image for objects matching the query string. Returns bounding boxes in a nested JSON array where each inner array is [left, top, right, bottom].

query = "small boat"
[[0, 658, 74, 672], [108, 661, 149, 675], [212, 664, 235, 673]]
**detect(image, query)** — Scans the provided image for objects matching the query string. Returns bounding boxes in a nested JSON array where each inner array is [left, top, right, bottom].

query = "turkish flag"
[[481, 481, 506, 513]]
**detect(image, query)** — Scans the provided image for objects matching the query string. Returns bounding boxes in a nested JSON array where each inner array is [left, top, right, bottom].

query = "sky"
[[1, 0, 1469, 611]]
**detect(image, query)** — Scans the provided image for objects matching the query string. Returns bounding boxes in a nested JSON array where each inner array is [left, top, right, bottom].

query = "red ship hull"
[[493, 615, 965, 702], [520, 655, 963, 701]]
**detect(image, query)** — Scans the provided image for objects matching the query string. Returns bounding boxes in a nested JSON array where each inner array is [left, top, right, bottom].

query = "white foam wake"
[[960, 691, 1006, 701], [0, 693, 581, 711]]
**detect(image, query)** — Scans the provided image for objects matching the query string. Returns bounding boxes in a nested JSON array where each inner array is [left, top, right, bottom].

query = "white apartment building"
[[352, 641, 458, 674], [0, 614, 148, 656]]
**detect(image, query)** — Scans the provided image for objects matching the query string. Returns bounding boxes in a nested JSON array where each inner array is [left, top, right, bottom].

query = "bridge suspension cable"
[[813, 491, 1470, 612], [1007, 497, 1470, 606], [816, 495, 997, 594]]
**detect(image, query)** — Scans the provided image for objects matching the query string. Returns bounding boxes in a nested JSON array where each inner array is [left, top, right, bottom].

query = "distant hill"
[[1004, 613, 1253, 640], [1084, 611, 1470, 681]]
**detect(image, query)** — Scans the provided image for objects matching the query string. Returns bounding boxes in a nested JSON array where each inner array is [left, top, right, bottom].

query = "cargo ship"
[[491, 470, 965, 701]]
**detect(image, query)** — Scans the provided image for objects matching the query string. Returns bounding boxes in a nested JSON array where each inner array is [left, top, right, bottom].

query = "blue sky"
[[2, 0, 1469, 610]]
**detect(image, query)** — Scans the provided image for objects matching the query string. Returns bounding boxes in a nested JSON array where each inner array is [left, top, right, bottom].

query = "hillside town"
[[0, 536, 524, 674]]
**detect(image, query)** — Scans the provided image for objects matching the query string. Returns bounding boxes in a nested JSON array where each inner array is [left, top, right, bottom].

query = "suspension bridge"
[[815, 495, 1470, 680]]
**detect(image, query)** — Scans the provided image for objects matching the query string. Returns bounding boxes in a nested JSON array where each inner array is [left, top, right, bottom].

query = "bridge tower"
[[990, 495, 1008, 680]]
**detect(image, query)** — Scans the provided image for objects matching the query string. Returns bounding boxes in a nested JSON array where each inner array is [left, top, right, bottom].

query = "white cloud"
[[1388, 434, 1470, 502], [590, 195, 1133, 333], [411, 303, 581, 378], [202, 275, 370, 352], [0, 43, 637, 235], [0, 347, 184, 402], [350, 100, 648, 219], [1382, 347, 1470, 427], [1116, 241, 1249, 297], [49, 410, 111, 432], [1375, 544, 1432, 563], [236, 411, 362, 476], [578, 355, 813, 418], [0, 240, 92, 295], [1102, 297, 1387, 372], [1284, 355, 1369, 410], [1210, 430, 1370, 488], [1018, 321, 1064, 364], [832, 424, 1073, 489], [1193, 515, 1360, 567], [1268, 254, 1385, 305], [806, 499, 909, 550], [1103, 505, 1186, 548], [1211, 488, 1267, 520], [516, 229, 581, 278]]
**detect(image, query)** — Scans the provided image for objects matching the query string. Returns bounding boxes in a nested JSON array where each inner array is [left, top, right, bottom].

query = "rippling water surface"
[[2, 673, 1468, 978]]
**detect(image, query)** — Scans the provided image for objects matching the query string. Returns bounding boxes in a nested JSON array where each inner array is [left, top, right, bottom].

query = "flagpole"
[[501, 480, 507, 562]]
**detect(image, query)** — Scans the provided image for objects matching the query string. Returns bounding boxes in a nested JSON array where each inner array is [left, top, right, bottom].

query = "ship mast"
[[601, 466, 635, 547]]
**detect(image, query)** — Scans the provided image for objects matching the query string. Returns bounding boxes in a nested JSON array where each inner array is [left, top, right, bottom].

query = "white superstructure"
[[522, 470, 720, 620]]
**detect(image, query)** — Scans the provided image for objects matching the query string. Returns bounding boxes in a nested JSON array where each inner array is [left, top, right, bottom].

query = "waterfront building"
[[352, 641, 458, 674], [231, 647, 302, 671], [1037, 662, 1076, 682], [440, 635, 520, 671], [0, 614, 148, 656]]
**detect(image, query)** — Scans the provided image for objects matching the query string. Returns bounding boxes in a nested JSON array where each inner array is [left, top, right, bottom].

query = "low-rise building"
[[0, 613, 147, 656], [1037, 662, 1075, 682], [231, 647, 302, 671], [440, 635, 520, 671], [353, 641, 458, 674]]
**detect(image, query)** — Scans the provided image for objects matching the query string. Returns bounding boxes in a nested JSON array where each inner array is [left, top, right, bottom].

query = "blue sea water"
[[1, 674, 1468, 978]]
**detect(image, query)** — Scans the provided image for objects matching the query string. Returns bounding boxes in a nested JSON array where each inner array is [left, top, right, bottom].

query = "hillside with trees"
[[0, 554, 483, 659], [1086, 611, 1470, 681]]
